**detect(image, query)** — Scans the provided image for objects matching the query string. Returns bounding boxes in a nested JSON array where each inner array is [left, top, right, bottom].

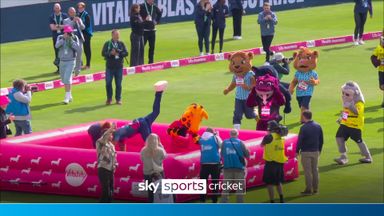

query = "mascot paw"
[[283, 106, 292, 114]]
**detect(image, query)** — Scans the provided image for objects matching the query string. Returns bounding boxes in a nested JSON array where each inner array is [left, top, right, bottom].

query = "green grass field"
[[0, 2, 383, 203]]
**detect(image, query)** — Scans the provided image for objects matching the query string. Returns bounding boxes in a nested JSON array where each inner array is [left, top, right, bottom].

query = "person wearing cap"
[[113, 81, 168, 151], [198, 127, 223, 203], [257, 2, 277, 62], [6, 80, 32, 136], [63, 7, 85, 76], [55, 25, 81, 104], [261, 120, 288, 203], [49, 3, 68, 73], [77, 2, 93, 70], [220, 129, 249, 203], [102, 29, 128, 105], [140, 0, 162, 64], [0, 96, 15, 139], [270, 52, 291, 89]]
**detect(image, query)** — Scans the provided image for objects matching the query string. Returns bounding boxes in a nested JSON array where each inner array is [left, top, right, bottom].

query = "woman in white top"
[[140, 133, 167, 202]]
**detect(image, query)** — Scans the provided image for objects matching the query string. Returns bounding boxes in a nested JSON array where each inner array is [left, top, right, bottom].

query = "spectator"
[[152, 172, 174, 203], [195, 0, 212, 56], [220, 129, 249, 203], [296, 110, 323, 196], [140, 0, 162, 64], [101, 29, 128, 105], [77, 2, 93, 70], [0, 96, 15, 139], [49, 3, 68, 73], [270, 52, 291, 89], [140, 133, 167, 203], [198, 128, 223, 203], [211, 0, 229, 54], [353, 0, 373, 45], [229, 0, 244, 40], [63, 7, 85, 76], [130, 4, 145, 67], [257, 2, 277, 63], [55, 25, 81, 104], [5, 80, 32, 136], [96, 123, 118, 203], [261, 120, 288, 203], [88, 121, 112, 148]]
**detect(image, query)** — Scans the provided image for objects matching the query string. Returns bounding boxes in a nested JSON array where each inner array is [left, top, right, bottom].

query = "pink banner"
[[1, 31, 381, 96], [0, 120, 298, 202]]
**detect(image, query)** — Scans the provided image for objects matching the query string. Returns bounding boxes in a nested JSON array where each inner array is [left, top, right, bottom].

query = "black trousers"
[[130, 32, 144, 67], [52, 36, 59, 69], [211, 26, 225, 53], [144, 172, 164, 203], [98, 167, 114, 203], [144, 30, 156, 64], [196, 23, 210, 53], [354, 12, 368, 40], [83, 33, 92, 67], [261, 35, 274, 62], [200, 164, 221, 203], [232, 9, 243, 37]]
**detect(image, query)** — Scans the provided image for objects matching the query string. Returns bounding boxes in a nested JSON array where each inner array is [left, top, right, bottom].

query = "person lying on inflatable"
[[223, 51, 257, 130], [246, 74, 285, 130], [335, 81, 372, 165], [167, 103, 209, 144], [288, 47, 319, 122], [87, 81, 168, 151]]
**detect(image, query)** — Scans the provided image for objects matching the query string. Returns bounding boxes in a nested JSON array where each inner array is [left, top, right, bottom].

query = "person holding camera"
[[296, 110, 323, 196], [49, 3, 68, 73], [258, 2, 278, 63], [198, 127, 223, 203], [270, 52, 291, 89], [63, 7, 85, 76], [77, 2, 93, 70], [130, 4, 145, 67], [0, 96, 15, 139], [261, 120, 288, 203], [5, 79, 32, 136], [140, 0, 162, 64], [96, 122, 117, 203], [102, 29, 128, 105], [229, 0, 244, 40], [195, 0, 212, 56], [220, 129, 249, 203], [55, 25, 82, 104]]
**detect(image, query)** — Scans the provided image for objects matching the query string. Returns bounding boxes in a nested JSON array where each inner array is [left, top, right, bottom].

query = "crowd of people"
[[0, 0, 381, 204]]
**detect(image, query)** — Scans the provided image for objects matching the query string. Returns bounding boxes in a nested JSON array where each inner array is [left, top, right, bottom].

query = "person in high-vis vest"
[[335, 81, 372, 165], [261, 120, 288, 203]]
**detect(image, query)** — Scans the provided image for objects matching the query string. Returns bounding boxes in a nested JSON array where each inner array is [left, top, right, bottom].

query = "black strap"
[[229, 138, 245, 166]]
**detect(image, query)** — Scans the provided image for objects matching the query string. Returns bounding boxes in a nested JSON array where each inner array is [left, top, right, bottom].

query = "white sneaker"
[[358, 39, 365, 45], [69, 96, 73, 102], [237, 36, 242, 40], [353, 41, 359, 46], [154, 80, 168, 92], [233, 36, 238, 40], [63, 98, 70, 104], [199, 52, 204, 56], [205, 53, 210, 56]]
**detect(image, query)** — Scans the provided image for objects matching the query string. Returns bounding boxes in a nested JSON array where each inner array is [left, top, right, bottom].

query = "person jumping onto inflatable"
[[335, 81, 372, 165], [113, 80, 168, 151]]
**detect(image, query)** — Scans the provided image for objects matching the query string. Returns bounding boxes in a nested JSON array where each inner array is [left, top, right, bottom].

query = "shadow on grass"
[[20, 71, 59, 82], [286, 121, 301, 129], [365, 105, 382, 112], [365, 47, 376, 51], [64, 104, 107, 114], [378, 128, 384, 133], [365, 116, 384, 124], [322, 44, 355, 52], [350, 147, 384, 156], [31, 102, 63, 111]]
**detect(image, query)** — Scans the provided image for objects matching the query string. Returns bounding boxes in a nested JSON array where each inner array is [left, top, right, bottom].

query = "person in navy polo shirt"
[[195, 0, 212, 56], [49, 3, 68, 73], [211, 0, 229, 54]]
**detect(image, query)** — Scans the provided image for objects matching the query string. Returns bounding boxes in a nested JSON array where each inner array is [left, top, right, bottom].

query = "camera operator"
[[55, 25, 81, 104], [270, 52, 292, 89], [102, 29, 128, 105], [261, 120, 288, 203]]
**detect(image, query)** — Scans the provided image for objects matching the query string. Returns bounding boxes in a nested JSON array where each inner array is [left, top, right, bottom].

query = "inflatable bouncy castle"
[[0, 120, 299, 202]]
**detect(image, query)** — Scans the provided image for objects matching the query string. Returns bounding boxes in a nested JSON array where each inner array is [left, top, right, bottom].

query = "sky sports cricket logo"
[[138, 179, 246, 195]]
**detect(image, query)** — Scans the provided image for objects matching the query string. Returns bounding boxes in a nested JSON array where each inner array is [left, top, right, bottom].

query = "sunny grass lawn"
[[0, 2, 383, 203]]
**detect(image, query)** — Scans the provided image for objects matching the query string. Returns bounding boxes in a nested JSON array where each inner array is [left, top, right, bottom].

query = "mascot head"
[[180, 103, 209, 134], [293, 47, 319, 72], [341, 81, 365, 104], [228, 52, 253, 76], [255, 74, 280, 104]]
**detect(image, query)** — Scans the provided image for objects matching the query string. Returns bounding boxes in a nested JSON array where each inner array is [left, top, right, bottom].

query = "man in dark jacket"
[[102, 29, 128, 105], [229, 0, 244, 40], [140, 0, 162, 64]]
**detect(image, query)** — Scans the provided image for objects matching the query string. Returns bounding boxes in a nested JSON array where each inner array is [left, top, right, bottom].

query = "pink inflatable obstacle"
[[0, 119, 299, 202]]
